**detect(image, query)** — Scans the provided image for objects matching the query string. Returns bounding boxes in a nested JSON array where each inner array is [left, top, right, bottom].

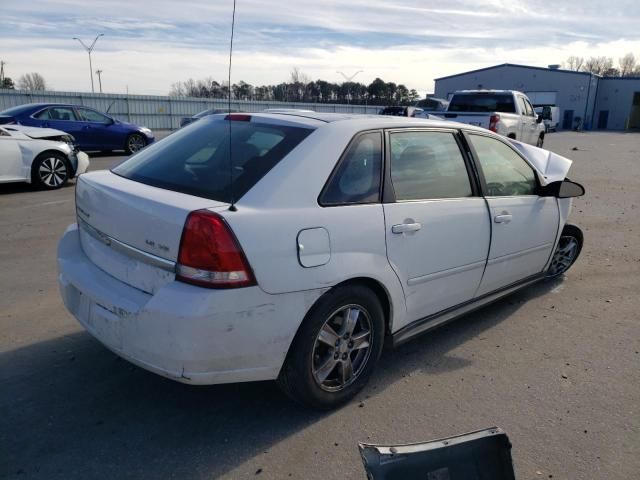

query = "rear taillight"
[[176, 210, 256, 289], [225, 114, 252, 122], [488, 114, 500, 132]]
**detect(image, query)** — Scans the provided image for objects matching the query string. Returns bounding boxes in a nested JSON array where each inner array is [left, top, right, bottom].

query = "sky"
[[1, 0, 639, 96]]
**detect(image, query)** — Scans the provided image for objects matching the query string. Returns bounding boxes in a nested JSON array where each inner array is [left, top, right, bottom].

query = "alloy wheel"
[[128, 134, 146, 153], [548, 235, 579, 277], [39, 157, 68, 187], [311, 304, 373, 392]]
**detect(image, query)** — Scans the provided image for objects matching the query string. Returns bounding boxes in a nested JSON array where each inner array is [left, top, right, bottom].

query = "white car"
[[0, 125, 89, 189], [57, 113, 584, 409]]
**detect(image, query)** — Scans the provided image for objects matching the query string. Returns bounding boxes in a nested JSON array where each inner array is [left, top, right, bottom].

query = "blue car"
[[0, 103, 154, 154]]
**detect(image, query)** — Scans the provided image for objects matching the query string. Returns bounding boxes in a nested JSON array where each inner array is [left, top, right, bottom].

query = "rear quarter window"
[[112, 118, 313, 202], [319, 131, 383, 206]]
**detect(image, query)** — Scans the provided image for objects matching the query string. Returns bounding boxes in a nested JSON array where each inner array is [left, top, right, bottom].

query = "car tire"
[[31, 152, 71, 190], [278, 284, 385, 410], [536, 134, 545, 148], [546, 224, 583, 278], [125, 133, 146, 154]]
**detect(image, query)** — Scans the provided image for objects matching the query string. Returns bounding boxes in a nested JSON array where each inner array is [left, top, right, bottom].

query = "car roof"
[[247, 112, 483, 132]]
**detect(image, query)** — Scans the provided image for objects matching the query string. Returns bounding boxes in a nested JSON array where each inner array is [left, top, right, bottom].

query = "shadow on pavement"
[[0, 278, 561, 479]]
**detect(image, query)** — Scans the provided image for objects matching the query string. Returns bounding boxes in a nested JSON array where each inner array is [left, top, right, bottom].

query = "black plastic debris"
[[359, 427, 515, 480]]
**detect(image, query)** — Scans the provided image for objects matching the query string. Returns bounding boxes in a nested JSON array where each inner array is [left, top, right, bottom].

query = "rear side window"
[[449, 94, 516, 113], [112, 117, 313, 202], [36, 107, 78, 121], [389, 131, 472, 200], [319, 131, 382, 206]]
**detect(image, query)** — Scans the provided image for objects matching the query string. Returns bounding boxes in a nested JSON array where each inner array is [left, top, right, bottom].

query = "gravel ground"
[[1, 131, 638, 479]]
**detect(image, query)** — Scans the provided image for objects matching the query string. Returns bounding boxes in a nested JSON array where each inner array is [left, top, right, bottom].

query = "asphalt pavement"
[[1, 131, 638, 479]]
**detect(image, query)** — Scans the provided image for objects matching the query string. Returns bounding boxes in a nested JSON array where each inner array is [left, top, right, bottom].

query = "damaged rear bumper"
[[57, 224, 319, 385]]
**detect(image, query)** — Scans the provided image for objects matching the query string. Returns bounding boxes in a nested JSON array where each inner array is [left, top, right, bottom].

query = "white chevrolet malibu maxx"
[[58, 112, 584, 409]]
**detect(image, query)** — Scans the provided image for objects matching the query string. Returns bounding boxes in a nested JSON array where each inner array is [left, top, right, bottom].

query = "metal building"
[[434, 63, 640, 130]]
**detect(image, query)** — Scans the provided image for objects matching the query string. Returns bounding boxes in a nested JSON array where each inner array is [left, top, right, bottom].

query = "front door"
[[466, 133, 559, 296], [76, 107, 120, 150], [597, 111, 609, 129], [562, 110, 574, 130], [33, 106, 87, 147], [383, 129, 491, 324]]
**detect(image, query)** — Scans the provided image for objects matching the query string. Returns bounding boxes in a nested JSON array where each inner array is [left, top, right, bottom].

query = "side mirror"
[[541, 179, 585, 198], [536, 114, 543, 123]]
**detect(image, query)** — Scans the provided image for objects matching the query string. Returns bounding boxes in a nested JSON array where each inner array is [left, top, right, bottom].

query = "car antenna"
[[227, 0, 238, 212]]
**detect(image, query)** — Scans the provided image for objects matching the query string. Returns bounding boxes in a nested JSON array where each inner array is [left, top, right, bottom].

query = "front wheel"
[[536, 134, 545, 148], [125, 133, 146, 154], [31, 152, 70, 190], [547, 224, 583, 278], [278, 285, 385, 410]]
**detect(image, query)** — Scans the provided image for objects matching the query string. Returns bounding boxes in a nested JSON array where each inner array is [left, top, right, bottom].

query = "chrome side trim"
[[392, 274, 543, 347], [407, 260, 486, 286], [486, 243, 553, 266], [78, 218, 176, 273]]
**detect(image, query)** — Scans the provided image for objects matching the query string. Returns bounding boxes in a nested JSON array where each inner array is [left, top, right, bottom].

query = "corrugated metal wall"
[[0, 90, 382, 129]]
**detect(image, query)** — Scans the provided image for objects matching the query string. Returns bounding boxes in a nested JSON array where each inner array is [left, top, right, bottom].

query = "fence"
[[0, 90, 383, 130]]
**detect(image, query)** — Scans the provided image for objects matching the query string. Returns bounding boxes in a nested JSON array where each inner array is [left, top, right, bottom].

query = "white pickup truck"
[[443, 90, 546, 147]]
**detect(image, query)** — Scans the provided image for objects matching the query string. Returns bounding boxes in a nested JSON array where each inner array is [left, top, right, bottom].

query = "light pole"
[[95, 69, 103, 93], [72, 34, 104, 93], [337, 70, 363, 104]]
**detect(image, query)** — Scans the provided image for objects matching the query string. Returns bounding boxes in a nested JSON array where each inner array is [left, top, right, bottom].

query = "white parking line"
[[21, 200, 70, 208]]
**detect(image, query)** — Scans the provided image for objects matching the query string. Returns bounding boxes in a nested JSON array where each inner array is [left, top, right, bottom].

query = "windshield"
[[448, 93, 516, 113], [112, 117, 313, 202]]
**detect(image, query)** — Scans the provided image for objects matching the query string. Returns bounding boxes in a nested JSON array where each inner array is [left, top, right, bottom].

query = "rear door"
[[516, 95, 535, 144], [466, 132, 559, 296], [34, 107, 87, 146], [383, 129, 491, 322]]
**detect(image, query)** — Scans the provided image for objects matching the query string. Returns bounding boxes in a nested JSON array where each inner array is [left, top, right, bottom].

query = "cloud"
[[1, 0, 639, 95]]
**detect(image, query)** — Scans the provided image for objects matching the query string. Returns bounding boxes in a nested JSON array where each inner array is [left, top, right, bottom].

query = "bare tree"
[[18, 72, 47, 91], [289, 67, 311, 85], [563, 56, 585, 71], [169, 81, 185, 97], [619, 53, 637, 77], [583, 56, 614, 75]]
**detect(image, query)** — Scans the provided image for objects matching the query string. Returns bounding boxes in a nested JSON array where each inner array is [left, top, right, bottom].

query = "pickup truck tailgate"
[[442, 112, 491, 128]]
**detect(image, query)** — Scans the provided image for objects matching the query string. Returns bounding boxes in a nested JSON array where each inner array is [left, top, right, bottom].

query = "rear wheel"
[[125, 133, 146, 154], [278, 285, 385, 410], [547, 224, 583, 278], [536, 134, 545, 148], [31, 152, 70, 190]]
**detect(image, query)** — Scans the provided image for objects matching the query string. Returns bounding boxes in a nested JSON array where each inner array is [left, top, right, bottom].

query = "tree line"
[[0, 69, 47, 91], [169, 68, 421, 105], [563, 52, 640, 77]]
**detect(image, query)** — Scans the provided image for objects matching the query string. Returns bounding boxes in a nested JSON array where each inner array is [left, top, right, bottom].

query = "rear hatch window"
[[112, 116, 313, 202], [448, 94, 516, 113]]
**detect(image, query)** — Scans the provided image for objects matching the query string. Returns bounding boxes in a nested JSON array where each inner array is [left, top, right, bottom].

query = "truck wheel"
[[278, 284, 385, 410], [536, 134, 544, 148]]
